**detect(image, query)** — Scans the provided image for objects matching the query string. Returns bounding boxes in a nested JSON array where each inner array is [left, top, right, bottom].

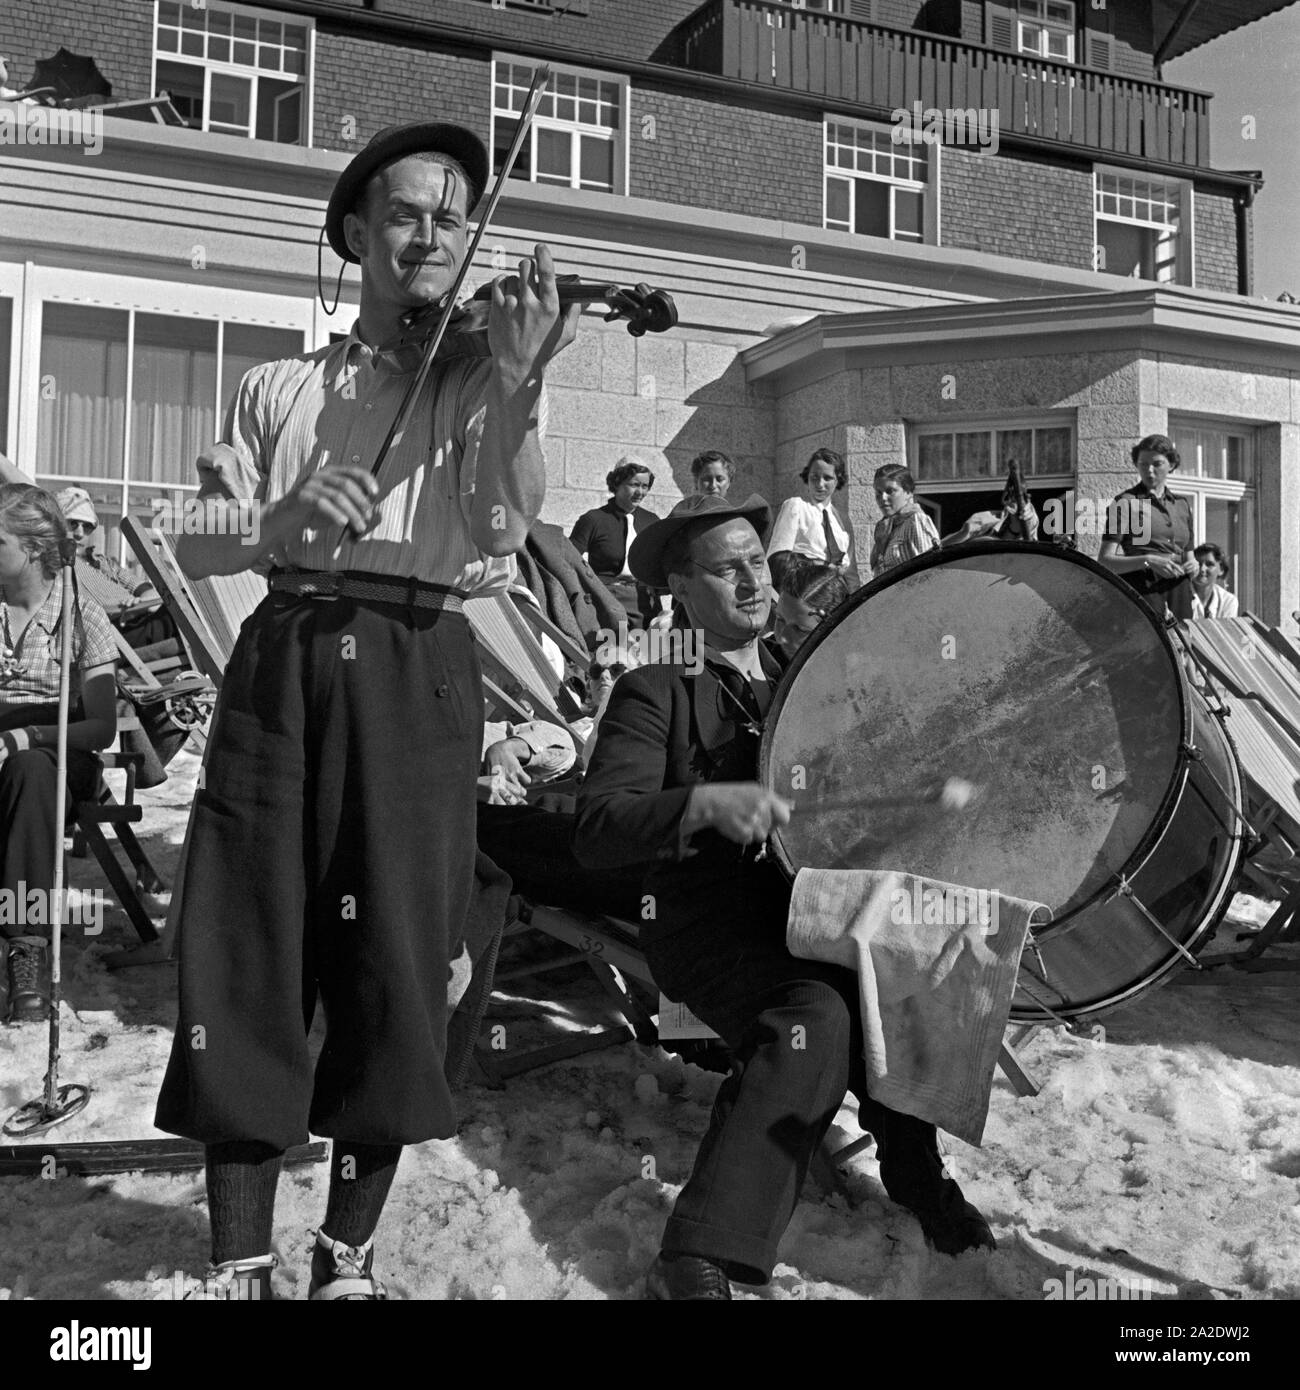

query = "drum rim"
[[1010, 699, 1248, 1021], [759, 539, 1193, 925]]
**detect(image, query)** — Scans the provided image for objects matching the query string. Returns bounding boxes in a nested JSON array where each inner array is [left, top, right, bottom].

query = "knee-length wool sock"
[[320, 1142, 402, 1248], [205, 1141, 284, 1265]]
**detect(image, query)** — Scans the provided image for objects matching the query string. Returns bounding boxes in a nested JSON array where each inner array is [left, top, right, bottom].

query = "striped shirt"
[[0, 574, 117, 707], [871, 504, 940, 576], [196, 322, 549, 594]]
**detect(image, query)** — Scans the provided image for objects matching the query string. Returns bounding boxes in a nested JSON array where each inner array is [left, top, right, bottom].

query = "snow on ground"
[[1, 749, 1297, 1300]]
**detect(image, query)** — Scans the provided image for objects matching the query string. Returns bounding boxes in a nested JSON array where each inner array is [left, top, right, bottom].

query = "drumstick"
[[790, 778, 982, 815]]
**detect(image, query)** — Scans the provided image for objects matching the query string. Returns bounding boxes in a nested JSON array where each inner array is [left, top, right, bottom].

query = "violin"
[[344, 63, 679, 514], [375, 276, 678, 373]]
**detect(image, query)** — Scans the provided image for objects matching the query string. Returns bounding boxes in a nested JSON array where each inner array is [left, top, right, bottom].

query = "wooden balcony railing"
[[681, 0, 1210, 168]]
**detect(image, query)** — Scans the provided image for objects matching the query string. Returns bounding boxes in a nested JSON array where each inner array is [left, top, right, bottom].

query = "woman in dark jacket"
[[1098, 434, 1197, 621], [570, 458, 659, 628]]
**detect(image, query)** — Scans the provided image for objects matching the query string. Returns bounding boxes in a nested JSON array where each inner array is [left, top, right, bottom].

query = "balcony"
[[680, 0, 1210, 169]]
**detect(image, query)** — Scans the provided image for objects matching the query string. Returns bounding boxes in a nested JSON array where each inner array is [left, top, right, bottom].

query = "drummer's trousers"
[[155, 591, 482, 1149], [645, 868, 952, 1285]]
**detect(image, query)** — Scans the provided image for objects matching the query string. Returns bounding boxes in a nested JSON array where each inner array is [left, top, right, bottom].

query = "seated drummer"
[[574, 492, 995, 1301]]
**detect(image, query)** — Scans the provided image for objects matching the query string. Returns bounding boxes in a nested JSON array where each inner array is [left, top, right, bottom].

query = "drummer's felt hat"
[[629, 493, 772, 590], [325, 122, 489, 264]]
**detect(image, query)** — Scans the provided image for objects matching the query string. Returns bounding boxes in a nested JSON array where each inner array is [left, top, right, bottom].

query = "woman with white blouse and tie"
[[766, 448, 858, 591]]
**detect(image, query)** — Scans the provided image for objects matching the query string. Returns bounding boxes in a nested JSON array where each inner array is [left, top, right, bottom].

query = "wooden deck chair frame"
[[465, 594, 590, 758], [62, 583, 183, 948], [507, 591, 593, 670], [120, 516, 266, 687], [73, 746, 165, 946], [471, 900, 658, 1085]]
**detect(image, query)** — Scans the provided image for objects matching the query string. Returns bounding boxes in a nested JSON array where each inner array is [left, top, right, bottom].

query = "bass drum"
[[759, 542, 1246, 1022]]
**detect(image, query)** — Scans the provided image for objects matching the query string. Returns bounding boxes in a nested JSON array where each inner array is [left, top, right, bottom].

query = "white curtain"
[[131, 316, 217, 487], [37, 308, 129, 480]]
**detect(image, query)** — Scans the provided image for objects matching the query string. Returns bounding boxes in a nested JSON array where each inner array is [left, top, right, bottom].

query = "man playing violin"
[[155, 122, 579, 1300], [575, 493, 995, 1300]]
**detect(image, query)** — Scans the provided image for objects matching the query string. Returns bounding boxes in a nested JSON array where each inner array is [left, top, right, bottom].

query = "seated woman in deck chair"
[[53, 486, 177, 655], [0, 484, 117, 1023]]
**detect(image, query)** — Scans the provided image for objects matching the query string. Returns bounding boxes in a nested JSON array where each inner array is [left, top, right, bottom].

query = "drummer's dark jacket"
[[574, 641, 787, 952]]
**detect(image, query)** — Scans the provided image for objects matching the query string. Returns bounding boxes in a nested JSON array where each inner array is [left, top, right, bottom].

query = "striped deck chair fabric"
[[120, 517, 265, 683], [465, 593, 589, 755], [1181, 617, 1300, 850]]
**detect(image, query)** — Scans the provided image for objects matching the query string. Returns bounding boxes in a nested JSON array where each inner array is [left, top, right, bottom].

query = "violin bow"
[[331, 64, 553, 554]]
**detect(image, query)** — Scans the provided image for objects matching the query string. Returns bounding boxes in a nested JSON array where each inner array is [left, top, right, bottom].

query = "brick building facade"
[[1, 0, 1297, 619]]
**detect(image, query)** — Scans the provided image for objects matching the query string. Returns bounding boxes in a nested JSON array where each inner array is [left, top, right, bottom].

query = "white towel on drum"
[[786, 868, 1046, 1146]]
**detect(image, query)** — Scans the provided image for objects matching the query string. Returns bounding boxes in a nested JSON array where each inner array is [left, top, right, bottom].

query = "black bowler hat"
[[629, 493, 772, 590], [325, 121, 490, 263]]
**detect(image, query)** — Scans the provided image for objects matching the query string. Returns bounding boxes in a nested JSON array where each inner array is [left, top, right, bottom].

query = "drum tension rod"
[[1026, 938, 1052, 989], [1112, 875, 1201, 968], [1012, 970, 1074, 1029], [1179, 742, 1258, 840]]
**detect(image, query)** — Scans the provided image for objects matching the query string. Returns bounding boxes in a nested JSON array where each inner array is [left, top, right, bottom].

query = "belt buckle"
[[299, 573, 343, 600]]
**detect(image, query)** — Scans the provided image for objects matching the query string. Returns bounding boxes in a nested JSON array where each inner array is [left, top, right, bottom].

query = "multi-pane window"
[[1095, 170, 1188, 283], [154, 0, 311, 145], [824, 120, 927, 241], [492, 59, 625, 194], [912, 424, 1074, 482], [0, 297, 11, 456], [1168, 419, 1257, 610], [1017, 0, 1075, 61], [35, 303, 301, 561]]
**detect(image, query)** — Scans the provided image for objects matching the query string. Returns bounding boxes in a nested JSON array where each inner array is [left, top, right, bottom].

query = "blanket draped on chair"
[[518, 522, 625, 652]]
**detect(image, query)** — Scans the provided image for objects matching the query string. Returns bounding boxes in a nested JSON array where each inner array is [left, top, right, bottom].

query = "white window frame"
[[908, 416, 1075, 489], [1167, 416, 1258, 610], [1016, 0, 1076, 62], [823, 117, 938, 245], [491, 55, 629, 196], [1094, 165, 1194, 286], [12, 268, 311, 561], [151, 0, 314, 147], [0, 260, 23, 460]]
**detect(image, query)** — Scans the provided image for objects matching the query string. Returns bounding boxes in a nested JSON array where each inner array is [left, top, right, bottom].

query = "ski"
[[0, 1138, 328, 1177]]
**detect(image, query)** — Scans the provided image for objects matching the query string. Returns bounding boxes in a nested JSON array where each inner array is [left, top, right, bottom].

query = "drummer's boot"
[[5, 936, 50, 1024], [878, 1109, 996, 1256]]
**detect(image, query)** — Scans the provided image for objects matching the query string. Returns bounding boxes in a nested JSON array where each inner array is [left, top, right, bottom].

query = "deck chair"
[[470, 901, 661, 1085], [72, 743, 164, 947], [50, 564, 205, 946], [120, 516, 266, 688], [465, 593, 591, 760], [1172, 616, 1300, 976]]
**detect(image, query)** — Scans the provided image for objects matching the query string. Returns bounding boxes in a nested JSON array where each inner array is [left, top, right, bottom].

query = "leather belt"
[[268, 570, 466, 613]]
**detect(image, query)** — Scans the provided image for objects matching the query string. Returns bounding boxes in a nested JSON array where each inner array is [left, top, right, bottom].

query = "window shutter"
[[984, 3, 1016, 51], [1083, 0, 1113, 69], [1085, 31, 1114, 70], [845, 0, 877, 20]]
